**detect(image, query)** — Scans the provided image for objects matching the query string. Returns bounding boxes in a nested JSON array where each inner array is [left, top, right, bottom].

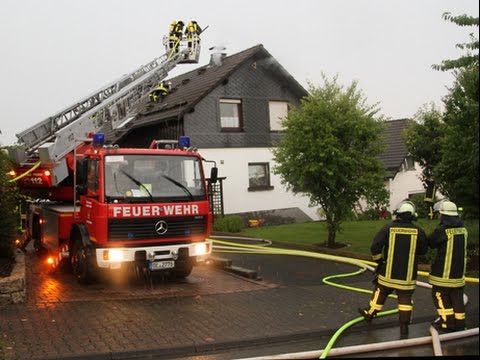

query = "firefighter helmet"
[[439, 200, 458, 216], [395, 201, 416, 216]]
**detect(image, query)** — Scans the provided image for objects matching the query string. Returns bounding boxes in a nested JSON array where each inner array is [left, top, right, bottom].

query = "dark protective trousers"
[[366, 283, 414, 325], [431, 286, 466, 331]]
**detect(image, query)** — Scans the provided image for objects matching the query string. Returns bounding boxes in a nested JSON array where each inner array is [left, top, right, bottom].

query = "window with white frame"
[[248, 162, 274, 191], [220, 99, 243, 131], [269, 101, 289, 131]]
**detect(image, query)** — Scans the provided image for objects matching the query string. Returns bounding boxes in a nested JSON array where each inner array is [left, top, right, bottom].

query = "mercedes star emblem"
[[154, 220, 168, 235]]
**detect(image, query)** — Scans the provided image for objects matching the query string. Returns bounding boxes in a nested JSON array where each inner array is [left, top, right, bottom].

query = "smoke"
[[209, 44, 227, 66]]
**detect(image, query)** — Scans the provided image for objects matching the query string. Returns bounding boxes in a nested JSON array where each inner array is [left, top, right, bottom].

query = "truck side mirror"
[[210, 167, 218, 184], [76, 159, 88, 195]]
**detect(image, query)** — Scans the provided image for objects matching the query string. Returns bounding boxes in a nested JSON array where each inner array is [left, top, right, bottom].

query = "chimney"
[[209, 45, 227, 67]]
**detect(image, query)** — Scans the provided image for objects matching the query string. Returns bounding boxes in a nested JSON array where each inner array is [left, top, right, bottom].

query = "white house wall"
[[199, 147, 321, 220], [387, 163, 425, 210]]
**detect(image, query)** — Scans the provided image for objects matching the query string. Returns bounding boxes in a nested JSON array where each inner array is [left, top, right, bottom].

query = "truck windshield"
[[104, 154, 206, 202]]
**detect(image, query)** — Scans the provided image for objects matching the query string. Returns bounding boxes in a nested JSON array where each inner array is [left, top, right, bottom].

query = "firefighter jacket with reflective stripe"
[[187, 21, 201, 37], [371, 219, 428, 291], [428, 216, 468, 288]]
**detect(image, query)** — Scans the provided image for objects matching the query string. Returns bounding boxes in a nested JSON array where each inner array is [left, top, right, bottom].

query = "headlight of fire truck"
[[103, 249, 124, 262], [191, 242, 210, 256]]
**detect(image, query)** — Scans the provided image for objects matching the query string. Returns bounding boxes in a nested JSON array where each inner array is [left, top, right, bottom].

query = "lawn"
[[239, 219, 479, 256]]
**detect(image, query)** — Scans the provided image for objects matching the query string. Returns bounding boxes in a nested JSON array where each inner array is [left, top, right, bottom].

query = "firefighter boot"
[[358, 308, 374, 323], [400, 323, 409, 339]]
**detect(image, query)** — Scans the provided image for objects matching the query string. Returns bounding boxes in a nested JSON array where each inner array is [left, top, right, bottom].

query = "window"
[[248, 163, 273, 191], [269, 101, 289, 131], [87, 159, 99, 194], [220, 99, 243, 131], [104, 154, 206, 202]]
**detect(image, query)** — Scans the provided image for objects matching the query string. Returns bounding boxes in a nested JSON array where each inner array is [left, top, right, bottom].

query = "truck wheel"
[[71, 240, 93, 284], [172, 259, 193, 279]]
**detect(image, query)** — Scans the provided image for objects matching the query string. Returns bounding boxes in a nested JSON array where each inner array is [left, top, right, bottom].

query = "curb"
[[209, 255, 260, 280]]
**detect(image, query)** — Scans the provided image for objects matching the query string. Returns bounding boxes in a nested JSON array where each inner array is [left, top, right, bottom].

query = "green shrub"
[[213, 215, 244, 233], [0, 151, 18, 258]]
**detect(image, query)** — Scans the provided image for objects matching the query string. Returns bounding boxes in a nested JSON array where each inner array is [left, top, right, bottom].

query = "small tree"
[[436, 66, 479, 217], [0, 150, 18, 258], [404, 103, 444, 182], [408, 12, 479, 217], [273, 75, 388, 247]]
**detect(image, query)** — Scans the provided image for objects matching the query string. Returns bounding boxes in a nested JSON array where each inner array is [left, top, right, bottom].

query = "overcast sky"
[[0, 0, 478, 145]]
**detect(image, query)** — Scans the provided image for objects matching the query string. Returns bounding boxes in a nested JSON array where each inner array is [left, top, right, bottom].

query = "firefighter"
[[168, 20, 177, 51], [428, 200, 468, 333], [168, 20, 184, 53], [185, 21, 202, 51], [168, 20, 183, 53], [149, 82, 169, 102], [358, 201, 428, 339], [186, 20, 201, 36]]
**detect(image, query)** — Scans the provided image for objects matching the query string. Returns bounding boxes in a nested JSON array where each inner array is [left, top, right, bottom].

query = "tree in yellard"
[[273, 75, 388, 248], [410, 12, 479, 217], [404, 103, 444, 183], [436, 66, 479, 217]]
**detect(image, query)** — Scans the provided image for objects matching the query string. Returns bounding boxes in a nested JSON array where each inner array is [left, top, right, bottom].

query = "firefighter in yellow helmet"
[[168, 20, 184, 53], [186, 21, 201, 37], [168, 20, 177, 51], [428, 200, 468, 333], [149, 82, 169, 102], [358, 201, 428, 339], [185, 21, 202, 50]]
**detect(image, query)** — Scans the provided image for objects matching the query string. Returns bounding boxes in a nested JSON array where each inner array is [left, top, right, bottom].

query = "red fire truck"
[[8, 26, 215, 283]]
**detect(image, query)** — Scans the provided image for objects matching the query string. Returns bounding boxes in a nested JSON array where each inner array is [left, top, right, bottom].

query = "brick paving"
[[25, 251, 275, 304], [0, 250, 478, 360]]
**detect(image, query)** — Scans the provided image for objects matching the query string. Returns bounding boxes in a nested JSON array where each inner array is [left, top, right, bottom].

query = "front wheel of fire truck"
[[70, 239, 94, 284]]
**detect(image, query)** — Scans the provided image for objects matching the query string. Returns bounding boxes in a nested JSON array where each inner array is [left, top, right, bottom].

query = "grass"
[[239, 219, 479, 256]]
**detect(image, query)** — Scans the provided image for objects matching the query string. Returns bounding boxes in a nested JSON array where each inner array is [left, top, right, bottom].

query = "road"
[[1, 240, 477, 359], [201, 241, 479, 359]]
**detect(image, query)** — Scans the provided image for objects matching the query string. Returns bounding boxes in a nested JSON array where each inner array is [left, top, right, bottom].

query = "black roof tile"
[[102, 44, 307, 143], [380, 118, 411, 177]]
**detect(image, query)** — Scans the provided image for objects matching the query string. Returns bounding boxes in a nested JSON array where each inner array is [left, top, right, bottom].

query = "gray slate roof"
[[103, 44, 307, 143], [380, 118, 411, 177], [101, 44, 410, 179]]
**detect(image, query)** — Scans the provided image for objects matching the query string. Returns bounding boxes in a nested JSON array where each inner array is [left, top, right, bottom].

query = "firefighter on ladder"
[[185, 20, 202, 50], [149, 82, 169, 102], [168, 20, 184, 53]]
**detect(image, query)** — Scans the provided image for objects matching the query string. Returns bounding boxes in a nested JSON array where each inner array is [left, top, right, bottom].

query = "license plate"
[[148, 260, 175, 271]]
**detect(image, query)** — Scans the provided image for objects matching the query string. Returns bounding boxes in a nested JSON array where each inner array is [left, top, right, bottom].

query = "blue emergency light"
[[93, 133, 105, 147], [179, 136, 190, 148]]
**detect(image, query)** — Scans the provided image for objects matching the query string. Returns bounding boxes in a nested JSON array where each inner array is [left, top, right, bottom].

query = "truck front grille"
[[108, 216, 206, 241]]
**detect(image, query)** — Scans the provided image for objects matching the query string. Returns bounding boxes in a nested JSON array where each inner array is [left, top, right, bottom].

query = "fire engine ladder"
[[15, 49, 190, 163], [11, 47, 194, 186]]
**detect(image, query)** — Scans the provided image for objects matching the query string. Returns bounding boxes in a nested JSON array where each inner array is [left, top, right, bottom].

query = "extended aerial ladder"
[[9, 29, 201, 187]]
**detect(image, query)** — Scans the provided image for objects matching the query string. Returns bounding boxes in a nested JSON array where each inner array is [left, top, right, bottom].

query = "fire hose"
[[210, 236, 478, 358]]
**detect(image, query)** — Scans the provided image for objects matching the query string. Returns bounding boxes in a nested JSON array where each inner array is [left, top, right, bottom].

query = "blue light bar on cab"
[[179, 136, 190, 148], [93, 133, 105, 147]]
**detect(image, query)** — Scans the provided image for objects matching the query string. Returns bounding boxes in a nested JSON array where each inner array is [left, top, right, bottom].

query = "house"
[[101, 45, 425, 223], [379, 118, 425, 210]]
